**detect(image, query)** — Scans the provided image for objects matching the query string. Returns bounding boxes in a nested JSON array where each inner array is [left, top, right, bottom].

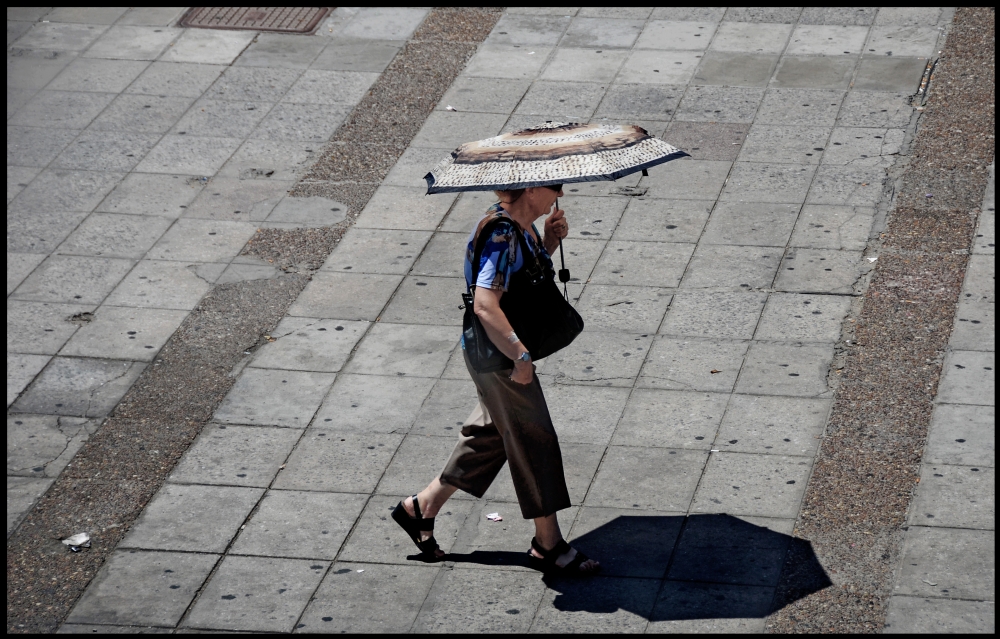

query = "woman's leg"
[[532, 514, 600, 572], [401, 477, 458, 559]]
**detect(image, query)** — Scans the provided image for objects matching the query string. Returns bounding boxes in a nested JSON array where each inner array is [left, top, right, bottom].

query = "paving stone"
[[884, 596, 996, 635], [380, 276, 465, 326], [635, 20, 717, 50], [438, 76, 531, 115], [46, 6, 128, 23], [255, 102, 350, 142], [676, 85, 765, 123], [648, 581, 772, 632], [15, 167, 124, 214], [649, 7, 726, 21], [85, 25, 181, 61], [786, 24, 870, 56], [217, 139, 320, 183], [756, 88, 844, 127], [638, 337, 748, 392], [232, 490, 367, 559], [770, 56, 855, 90], [720, 162, 816, 203], [564, 507, 683, 579], [703, 201, 801, 245], [972, 210, 994, 255], [311, 38, 402, 73], [183, 556, 328, 632], [338, 495, 474, 563], [6, 7, 53, 21], [594, 83, 683, 121], [735, 341, 834, 397], [161, 28, 256, 66], [121, 483, 263, 552], [315, 373, 436, 435], [681, 244, 782, 289], [691, 52, 777, 88], [865, 26, 940, 58], [275, 431, 402, 493], [14, 22, 108, 51], [283, 69, 379, 105], [65, 550, 217, 627], [691, 451, 812, 518], [6, 301, 90, 356], [6, 253, 46, 295], [542, 331, 652, 387], [560, 16, 644, 48], [441, 190, 500, 232], [575, 285, 672, 333], [612, 389, 728, 449], [118, 7, 187, 26], [147, 218, 257, 263], [838, 91, 913, 128], [548, 237, 606, 283], [9, 89, 116, 130], [322, 228, 430, 275], [215, 368, 336, 427], [61, 306, 187, 362], [587, 446, 707, 510], [464, 44, 552, 80], [205, 66, 304, 103], [541, 47, 629, 84], [532, 576, 660, 633], [640, 159, 732, 200], [612, 198, 711, 243], [963, 254, 994, 304], [894, 527, 994, 600], [617, 49, 702, 85], [6, 353, 51, 408], [854, 57, 929, 93], [756, 292, 852, 343], [776, 248, 864, 294], [409, 377, 478, 436], [90, 94, 197, 134], [800, 7, 877, 26], [250, 317, 368, 373], [343, 323, 458, 378], [579, 7, 653, 19], [171, 98, 272, 139], [137, 134, 243, 175], [724, 7, 802, 23], [47, 57, 149, 93], [541, 384, 630, 445], [711, 22, 793, 54], [589, 241, 691, 288], [874, 7, 944, 26], [289, 272, 403, 321], [482, 442, 604, 507], [265, 194, 347, 227], [911, 464, 994, 529], [217, 263, 281, 284], [126, 61, 227, 98], [515, 81, 606, 120], [57, 213, 171, 259], [6, 476, 53, 533], [6, 165, 39, 204], [808, 162, 888, 206], [183, 176, 290, 222], [98, 173, 205, 219], [12, 255, 134, 305], [169, 424, 302, 488], [233, 32, 326, 70], [339, 6, 427, 40], [297, 562, 440, 634], [376, 433, 475, 499], [925, 404, 995, 467], [717, 394, 831, 456], [660, 291, 767, 341], [7, 21, 32, 47], [353, 186, 454, 231], [7, 207, 89, 255], [413, 567, 545, 633], [789, 204, 875, 251], [485, 12, 570, 46], [104, 260, 214, 310], [7, 46, 79, 93]]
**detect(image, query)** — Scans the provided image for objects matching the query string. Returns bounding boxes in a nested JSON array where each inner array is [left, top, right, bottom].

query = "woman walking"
[[392, 184, 600, 575]]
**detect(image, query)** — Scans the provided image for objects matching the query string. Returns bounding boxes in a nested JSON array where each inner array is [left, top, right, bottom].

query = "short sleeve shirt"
[[464, 203, 553, 291]]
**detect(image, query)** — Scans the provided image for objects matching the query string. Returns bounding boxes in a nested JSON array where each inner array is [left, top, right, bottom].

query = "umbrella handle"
[[555, 197, 570, 300]]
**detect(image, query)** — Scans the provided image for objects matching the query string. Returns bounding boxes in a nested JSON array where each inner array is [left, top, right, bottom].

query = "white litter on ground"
[[486, 512, 503, 522]]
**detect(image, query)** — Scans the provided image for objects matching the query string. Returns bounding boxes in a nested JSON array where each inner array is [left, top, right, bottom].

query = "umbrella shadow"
[[448, 513, 830, 622]]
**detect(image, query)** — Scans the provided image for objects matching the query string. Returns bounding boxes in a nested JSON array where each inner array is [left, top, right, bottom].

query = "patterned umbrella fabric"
[[424, 122, 688, 194]]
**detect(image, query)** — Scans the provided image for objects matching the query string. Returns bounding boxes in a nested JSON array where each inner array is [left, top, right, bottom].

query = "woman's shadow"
[[444, 513, 830, 622]]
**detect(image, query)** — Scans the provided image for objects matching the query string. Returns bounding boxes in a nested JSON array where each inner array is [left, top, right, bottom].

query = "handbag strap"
[[469, 214, 541, 294]]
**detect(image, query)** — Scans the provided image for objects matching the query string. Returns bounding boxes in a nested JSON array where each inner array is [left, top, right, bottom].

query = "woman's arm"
[[473, 287, 533, 384]]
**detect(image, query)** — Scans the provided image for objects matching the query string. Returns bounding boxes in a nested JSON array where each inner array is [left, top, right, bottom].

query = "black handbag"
[[462, 218, 584, 374]]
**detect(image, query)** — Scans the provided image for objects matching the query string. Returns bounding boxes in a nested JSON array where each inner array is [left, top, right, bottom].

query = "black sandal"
[[391, 495, 441, 560], [528, 537, 599, 576]]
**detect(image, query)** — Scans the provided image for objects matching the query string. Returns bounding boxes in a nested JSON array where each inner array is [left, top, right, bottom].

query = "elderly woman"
[[392, 184, 599, 575]]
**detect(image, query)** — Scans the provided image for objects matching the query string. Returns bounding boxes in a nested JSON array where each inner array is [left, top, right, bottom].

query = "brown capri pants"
[[439, 352, 572, 520]]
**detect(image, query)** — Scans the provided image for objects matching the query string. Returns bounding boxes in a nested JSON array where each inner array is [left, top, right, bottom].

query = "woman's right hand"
[[510, 361, 534, 385]]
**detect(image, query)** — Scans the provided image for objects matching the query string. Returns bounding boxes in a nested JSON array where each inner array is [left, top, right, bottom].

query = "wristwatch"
[[516, 351, 531, 363]]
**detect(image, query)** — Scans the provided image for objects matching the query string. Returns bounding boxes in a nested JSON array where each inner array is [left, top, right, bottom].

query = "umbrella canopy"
[[424, 122, 687, 194]]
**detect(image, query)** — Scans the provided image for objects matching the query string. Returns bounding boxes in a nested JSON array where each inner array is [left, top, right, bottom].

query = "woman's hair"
[[494, 188, 526, 204]]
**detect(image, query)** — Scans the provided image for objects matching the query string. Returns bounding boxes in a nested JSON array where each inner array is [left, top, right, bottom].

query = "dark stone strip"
[[6, 8, 501, 634], [767, 8, 995, 633]]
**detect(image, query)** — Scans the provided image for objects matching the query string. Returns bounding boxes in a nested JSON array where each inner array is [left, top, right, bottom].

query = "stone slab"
[[885, 596, 995, 635], [183, 176, 291, 222], [172, 97, 272, 139], [183, 556, 328, 632], [486, 12, 570, 46], [567, 506, 684, 579], [7, 354, 50, 408], [937, 350, 995, 406], [641, 160, 733, 201], [720, 162, 817, 204], [756, 88, 845, 127], [775, 248, 864, 294], [234, 32, 326, 69], [98, 173, 205, 219], [89, 94, 197, 134], [296, 562, 440, 634], [266, 195, 347, 226], [648, 581, 772, 632], [680, 244, 783, 289], [532, 576, 660, 633], [231, 490, 367, 560], [7, 476, 53, 534], [375, 434, 473, 499], [711, 22, 792, 54], [249, 317, 368, 373], [576, 285, 672, 333], [590, 240, 692, 287], [323, 228, 430, 275], [660, 291, 767, 340], [216, 140, 319, 183], [676, 85, 765, 122], [853, 56, 929, 93], [65, 550, 218, 627], [772, 57, 856, 91], [118, 7, 187, 26], [586, 446, 707, 511], [355, 186, 456, 231], [288, 272, 403, 321], [169, 424, 302, 488], [57, 213, 172, 259], [838, 91, 914, 128], [410, 232, 479, 278], [516, 81, 606, 119], [60, 306, 187, 362], [594, 83, 683, 121], [7, 414, 99, 478], [692, 451, 812, 518], [126, 60, 226, 98], [7, 165, 42, 203], [275, 430, 402, 493], [311, 38, 402, 73], [7, 206, 90, 255], [617, 49, 701, 85], [735, 341, 834, 397], [541, 384, 630, 445], [6, 253, 46, 295], [612, 389, 729, 449], [787, 24, 870, 55], [85, 25, 180, 61], [703, 201, 801, 246], [463, 44, 553, 80], [14, 168, 123, 214], [6, 301, 90, 355], [14, 22, 108, 51], [121, 483, 263, 553], [541, 331, 652, 387], [807, 163, 888, 206], [911, 464, 994, 529], [924, 404, 995, 467], [338, 6, 428, 41], [866, 25, 939, 58], [722, 394, 831, 457], [161, 28, 256, 66], [789, 204, 875, 251], [638, 337, 748, 393], [412, 568, 546, 633], [612, 199, 712, 244], [314, 373, 436, 435], [637, 20, 717, 50], [755, 292, 852, 343], [950, 297, 994, 353], [894, 526, 994, 600], [541, 47, 629, 84], [215, 368, 336, 427], [409, 377, 478, 436], [343, 323, 457, 378], [412, 110, 508, 149], [136, 135, 243, 176], [692, 52, 777, 87], [822, 127, 905, 166], [11, 356, 144, 418], [963, 254, 994, 303]]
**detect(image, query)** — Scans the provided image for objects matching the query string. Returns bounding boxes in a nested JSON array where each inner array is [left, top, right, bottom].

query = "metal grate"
[[179, 7, 333, 34]]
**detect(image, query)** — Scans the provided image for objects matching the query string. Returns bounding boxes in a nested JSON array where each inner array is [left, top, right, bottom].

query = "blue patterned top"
[[464, 203, 553, 291]]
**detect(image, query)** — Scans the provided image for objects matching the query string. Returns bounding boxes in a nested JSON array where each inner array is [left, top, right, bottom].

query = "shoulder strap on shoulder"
[[470, 214, 518, 289]]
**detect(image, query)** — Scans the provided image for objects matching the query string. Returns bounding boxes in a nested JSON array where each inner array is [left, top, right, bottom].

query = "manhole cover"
[[179, 7, 333, 34]]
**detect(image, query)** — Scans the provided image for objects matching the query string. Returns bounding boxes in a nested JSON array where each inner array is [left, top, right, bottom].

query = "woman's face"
[[526, 185, 563, 214]]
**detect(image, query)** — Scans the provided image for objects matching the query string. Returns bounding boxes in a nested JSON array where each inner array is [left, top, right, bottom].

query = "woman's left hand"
[[543, 207, 569, 253]]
